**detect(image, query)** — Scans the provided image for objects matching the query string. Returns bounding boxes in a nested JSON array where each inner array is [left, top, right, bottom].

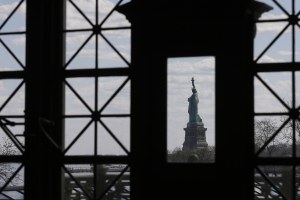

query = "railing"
[[255, 170, 295, 200], [1, 165, 130, 200], [64, 165, 130, 200], [2, 169, 297, 200], [1, 186, 24, 199]]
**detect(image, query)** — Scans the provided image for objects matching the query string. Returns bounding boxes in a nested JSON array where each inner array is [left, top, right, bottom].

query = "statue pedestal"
[[183, 122, 208, 151]]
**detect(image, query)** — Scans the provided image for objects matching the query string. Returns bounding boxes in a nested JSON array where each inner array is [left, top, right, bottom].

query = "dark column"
[[216, 1, 253, 200], [25, 0, 65, 199]]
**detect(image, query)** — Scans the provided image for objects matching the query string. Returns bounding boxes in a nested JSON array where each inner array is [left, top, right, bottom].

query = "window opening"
[[167, 56, 215, 163]]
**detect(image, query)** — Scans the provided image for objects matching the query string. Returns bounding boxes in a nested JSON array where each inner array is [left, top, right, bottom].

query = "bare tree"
[[255, 118, 291, 157], [0, 137, 23, 186], [168, 146, 215, 162]]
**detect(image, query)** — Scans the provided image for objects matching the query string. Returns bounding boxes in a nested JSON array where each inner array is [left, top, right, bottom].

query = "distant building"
[[183, 78, 208, 151]]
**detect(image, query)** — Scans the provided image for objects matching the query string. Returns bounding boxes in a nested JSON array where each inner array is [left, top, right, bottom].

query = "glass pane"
[[255, 116, 292, 157], [64, 164, 94, 199], [66, 0, 93, 30], [65, 0, 131, 69], [0, 0, 26, 71], [296, 166, 300, 199], [65, 78, 94, 115], [255, 22, 291, 63], [258, 0, 290, 20], [64, 77, 130, 156], [0, 0, 26, 32], [255, 72, 291, 113], [167, 56, 215, 163], [0, 35, 26, 70], [97, 118, 130, 155], [99, 30, 130, 68], [0, 128, 23, 156], [68, 0, 96, 26], [65, 118, 94, 155], [255, 166, 292, 200], [0, 163, 24, 200], [297, 119, 300, 157], [64, 164, 130, 199], [254, 0, 292, 64], [295, 72, 300, 109], [296, 26, 300, 62], [99, 0, 131, 27], [65, 32, 95, 69], [98, 77, 130, 114]]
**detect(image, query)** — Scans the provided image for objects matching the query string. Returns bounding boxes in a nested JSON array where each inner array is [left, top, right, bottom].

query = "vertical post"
[[25, 0, 65, 199], [25, 0, 43, 198], [216, 1, 253, 200]]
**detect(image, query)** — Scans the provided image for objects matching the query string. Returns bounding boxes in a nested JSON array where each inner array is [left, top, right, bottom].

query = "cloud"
[[0, 2, 18, 21], [0, 81, 4, 91], [277, 50, 300, 56], [66, 34, 130, 66], [102, 29, 131, 39], [260, 13, 287, 20], [277, 50, 291, 56], [194, 58, 215, 69], [256, 22, 288, 33], [255, 72, 291, 113], [101, 11, 130, 27], [168, 57, 215, 72], [12, 36, 25, 46], [0, 1, 26, 32], [66, 2, 94, 29], [66, 47, 130, 64], [65, 77, 130, 115], [0, 80, 24, 115], [255, 92, 287, 112], [66, 33, 92, 45], [257, 55, 285, 63]]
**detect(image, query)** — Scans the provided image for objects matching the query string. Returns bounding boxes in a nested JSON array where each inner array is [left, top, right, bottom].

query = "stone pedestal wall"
[[183, 122, 208, 151]]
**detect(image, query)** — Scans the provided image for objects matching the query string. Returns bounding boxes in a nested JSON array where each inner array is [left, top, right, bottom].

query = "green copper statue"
[[188, 77, 202, 124]]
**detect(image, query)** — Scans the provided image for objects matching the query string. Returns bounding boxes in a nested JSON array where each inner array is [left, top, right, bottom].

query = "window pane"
[[64, 77, 130, 156], [64, 0, 131, 69], [255, 72, 291, 113], [0, 163, 24, 200], [255, 166, 292, 200], [63, 164, 130, 199], [255, 116, 291, 157]]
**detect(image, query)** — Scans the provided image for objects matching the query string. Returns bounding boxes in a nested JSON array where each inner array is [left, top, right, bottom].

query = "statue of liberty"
[[188, 77, 202, 124]]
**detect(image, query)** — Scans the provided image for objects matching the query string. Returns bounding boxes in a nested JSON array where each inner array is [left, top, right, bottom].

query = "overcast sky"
[[0, 0, 298, 156]]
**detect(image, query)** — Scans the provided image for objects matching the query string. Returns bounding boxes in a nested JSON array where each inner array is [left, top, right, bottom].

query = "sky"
[[0, 0, 299, 157]]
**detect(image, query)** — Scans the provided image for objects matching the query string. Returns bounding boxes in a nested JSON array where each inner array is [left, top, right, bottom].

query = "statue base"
[[183, 122, 208, 151]]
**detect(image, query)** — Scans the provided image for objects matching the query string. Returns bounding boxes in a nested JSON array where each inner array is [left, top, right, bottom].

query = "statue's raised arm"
[[191, 77, 195, 89], [188, 78, 202, 124]]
